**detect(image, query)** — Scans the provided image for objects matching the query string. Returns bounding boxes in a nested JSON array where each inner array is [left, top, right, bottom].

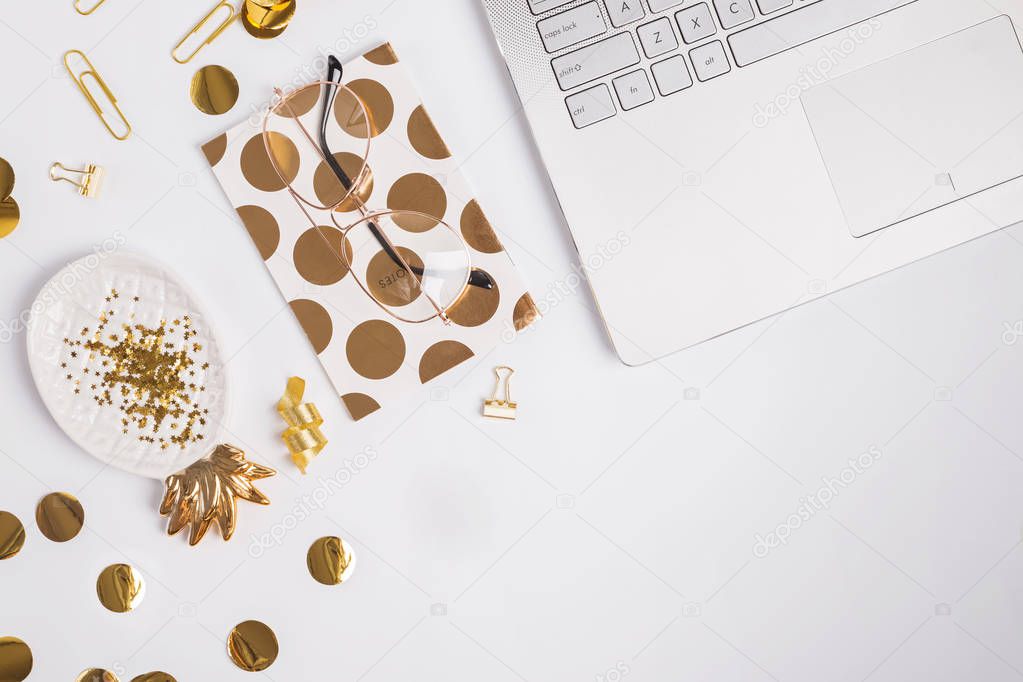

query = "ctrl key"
[[565, 84, 616, 129]]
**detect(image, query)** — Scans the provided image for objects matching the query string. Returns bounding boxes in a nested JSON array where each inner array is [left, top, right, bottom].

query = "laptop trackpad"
[[801, 15, 1023, 238]]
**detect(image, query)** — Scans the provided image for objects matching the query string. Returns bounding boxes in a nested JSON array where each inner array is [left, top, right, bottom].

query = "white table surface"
[[2, 2, 1023, 681]]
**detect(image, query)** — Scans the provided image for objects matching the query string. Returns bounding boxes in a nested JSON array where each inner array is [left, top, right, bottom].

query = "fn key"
[[566, 84, 616, 128]]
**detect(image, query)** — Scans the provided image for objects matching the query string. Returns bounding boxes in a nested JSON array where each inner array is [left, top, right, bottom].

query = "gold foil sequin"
[[130, 673, 176, 682], [96, 563, 145, 613], [227, 620, 278, 672], [190, 65, 239, 115], [0, 197, 20, 239], [306, 536, 355, 585], [0, 157, 14, 201], [77, 669, 119, 682], [0, 637, 32, 681], [242, 0, 295, 33], [62, 291, 211, 451], [35, 491, 85, 542], [0, 511, 26, 559]]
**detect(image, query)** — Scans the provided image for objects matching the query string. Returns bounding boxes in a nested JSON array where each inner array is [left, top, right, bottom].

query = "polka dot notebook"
[[203, 43, 539, 421]]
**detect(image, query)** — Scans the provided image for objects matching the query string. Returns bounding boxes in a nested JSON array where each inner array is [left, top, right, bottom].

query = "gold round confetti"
[[313, 153, 373, 211], [130, 673, 176, 682], [289, 299, 333, 354], [0, 157, 14, 202], [0, 511, 25, 560], [346, 320, 406, 380], [366, 246, 424, 308], [307, 536, 356, 585], [242, 0, 295, 37], [0, 197, 20, 239], [386, 173, 446, 233], [227, 620, 279, 672], [35, 491, 84, 543], [447, 270, 500, 327], [236, 205, 280, 261], [240, 132, 299, 192], [96, 563, 145, 613], [0, 637, 32, 681], [407, 105, 451, 160], [294, 226, 352, 285], [76, 669, 119, 682], [190, 65, 239, 116], [419, 340, 474, 383]]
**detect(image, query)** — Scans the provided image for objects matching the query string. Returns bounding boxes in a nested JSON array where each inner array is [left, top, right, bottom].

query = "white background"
[[2, 1, 1022, 681]]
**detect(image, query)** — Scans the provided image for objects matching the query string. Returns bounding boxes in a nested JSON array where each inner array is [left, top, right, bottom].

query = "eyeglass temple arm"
[[316, 56, 492, 292]]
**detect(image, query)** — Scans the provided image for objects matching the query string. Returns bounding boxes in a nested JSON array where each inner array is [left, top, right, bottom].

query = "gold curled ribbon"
[[278, 377, 327, 474]]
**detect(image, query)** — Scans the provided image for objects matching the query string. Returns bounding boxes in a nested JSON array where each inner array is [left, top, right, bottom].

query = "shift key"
[[552, 33, 640, 90]]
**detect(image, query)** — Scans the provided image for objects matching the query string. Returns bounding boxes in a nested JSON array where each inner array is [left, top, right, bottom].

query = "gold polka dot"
[[347, 320, 406, 380], [201, 133, 227, 166], [407, 105, 451, 160], [363, 43, 399, 65], [447, 271, 500, 327], [241, 132, 299, 192], [96, 563, 145, 613], [419, 341, 474, 383], [366, 246, 424, 308], [289, 299, 333, 354], [76, 669, 118, 682], [130, 674, 176, 682], [307, 536, 356, 585], [342, 393, 381, 421], [35, 491, 84, 543], [228, 620, 279, 672], [293, 227, 353, 286], [460, 200, 503, 254], [0, 511, 25, 560], [273, 84, 319, 118], [513, 293, 541, 331], [0, 637, 32, 681], [236, 205, 280, 260], [335, 79, 393, 138], [313, 153, 373, 211], [387, 173, 447, 232]]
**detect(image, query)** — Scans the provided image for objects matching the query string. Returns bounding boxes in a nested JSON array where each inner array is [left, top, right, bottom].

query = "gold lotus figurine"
[[160, 444, 275, 546]]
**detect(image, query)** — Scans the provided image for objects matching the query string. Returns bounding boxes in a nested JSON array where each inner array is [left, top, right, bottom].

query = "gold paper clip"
[[74, 0, 107, 15], [172, 0, 239, 64], [483, 366, 517, 420], [63, 50, 132, 141], [50, 162, 103, 198]]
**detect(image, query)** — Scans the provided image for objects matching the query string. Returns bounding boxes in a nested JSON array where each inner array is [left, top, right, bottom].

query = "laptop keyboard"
[[538, 0, 918, 128]]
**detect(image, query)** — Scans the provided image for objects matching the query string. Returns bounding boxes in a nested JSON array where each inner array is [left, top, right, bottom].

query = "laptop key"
[[756, 0, 793, 14], [648, 0, 683, 10], [676, 4, 717, 44], [528, 0, 576, 14], [613, 69, 656, 109], [690, 40, 731, 80], [604, 0, 646, 27], [537, 1, 608, 52], [637, 17, 679, 58], [651, 55, 693, 95], [565, 84, 617, 128], [551, 32, 641, 90], [713, 0, 755, 29]]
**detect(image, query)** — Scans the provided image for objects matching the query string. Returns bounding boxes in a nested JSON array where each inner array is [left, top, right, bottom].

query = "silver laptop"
[[481, 0, 1023, 365]]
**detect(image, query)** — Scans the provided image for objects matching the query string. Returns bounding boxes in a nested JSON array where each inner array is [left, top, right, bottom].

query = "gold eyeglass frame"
[[261, 79, 475, 325]]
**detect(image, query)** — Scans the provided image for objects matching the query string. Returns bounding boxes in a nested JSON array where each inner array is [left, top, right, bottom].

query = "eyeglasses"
[[261, 56, 492, 324]]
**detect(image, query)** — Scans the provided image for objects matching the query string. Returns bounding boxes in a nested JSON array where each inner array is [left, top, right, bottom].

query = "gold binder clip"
[[483, 366, 517, 420], [50, 162, 103, 198], [63, 50, 131, 141], [74, 0, 107, 15], [172, 0, 239, 64]]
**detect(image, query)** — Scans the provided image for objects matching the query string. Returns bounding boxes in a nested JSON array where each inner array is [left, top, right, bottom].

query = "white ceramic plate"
[[26, 252, 229, 479]]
